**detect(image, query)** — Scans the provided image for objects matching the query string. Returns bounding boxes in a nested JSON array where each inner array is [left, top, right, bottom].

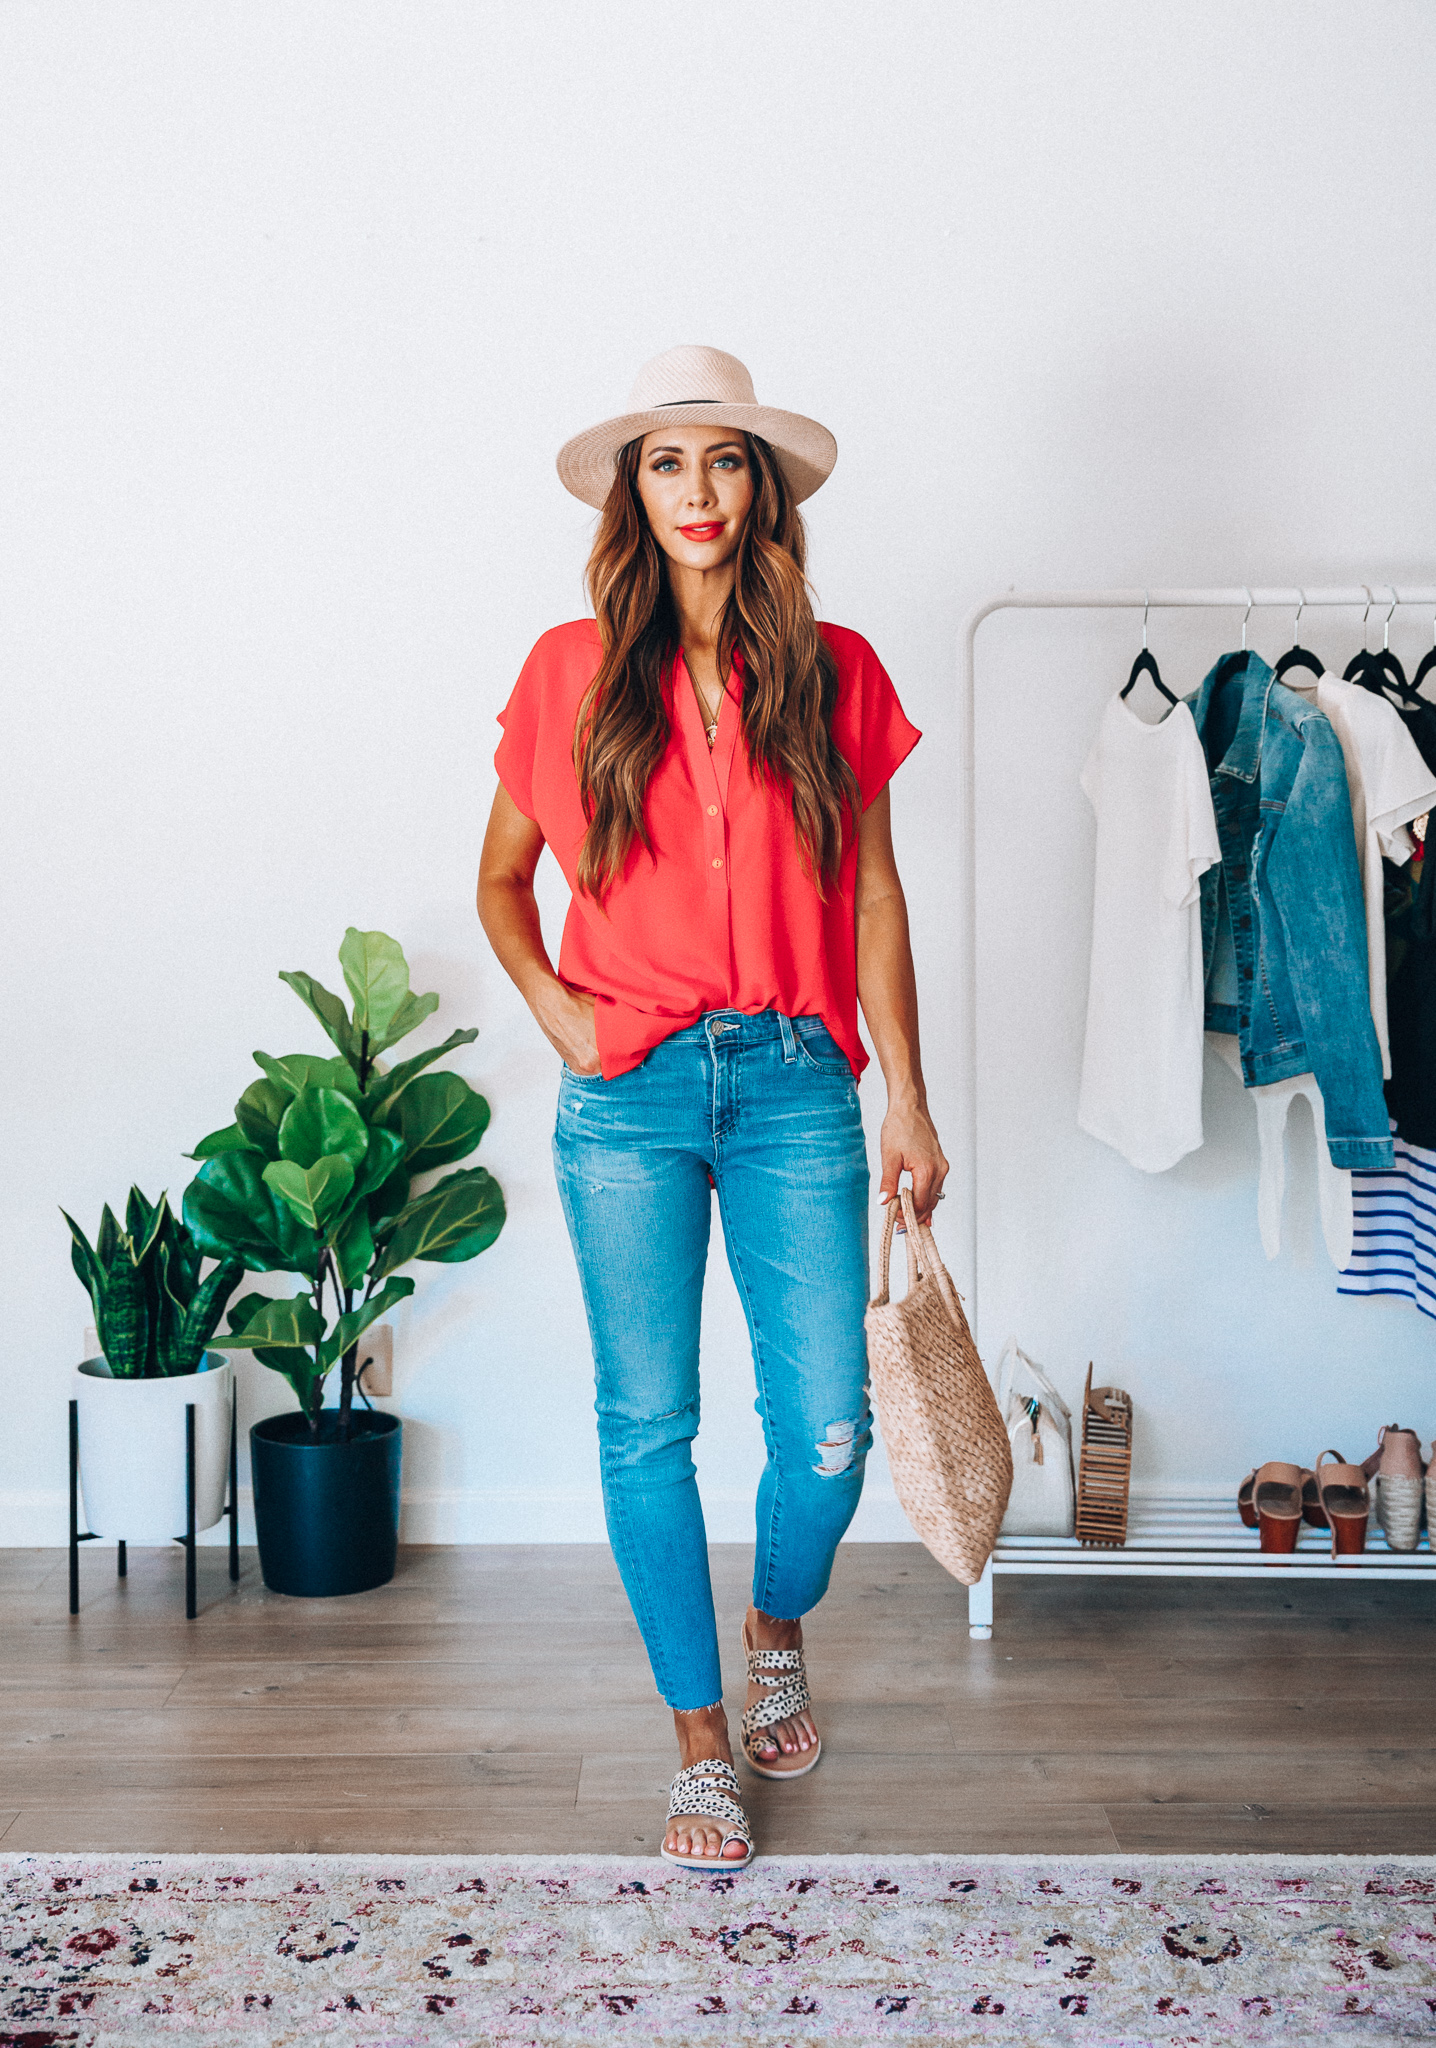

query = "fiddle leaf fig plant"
[[183, 930, 505, 1436], [62, 1187, 243, 1378]]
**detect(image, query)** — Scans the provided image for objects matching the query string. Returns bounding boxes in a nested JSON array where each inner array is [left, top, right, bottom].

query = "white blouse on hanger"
[[1078, 691, 1220, 1173]]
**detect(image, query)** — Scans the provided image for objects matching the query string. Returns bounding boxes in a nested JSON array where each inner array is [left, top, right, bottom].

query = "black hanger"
[[1273, 592, 1324, 681], [1121, 647, 1178, 706], [1120, 594, 1178, 708], [1348, 646, 1411, 695], [1346, 590, 1410, 696], [1413, 618, 1436, 700]]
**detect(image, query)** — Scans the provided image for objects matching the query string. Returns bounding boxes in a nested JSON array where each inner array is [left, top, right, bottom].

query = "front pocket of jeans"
[[795, 1033, 853, 1078]]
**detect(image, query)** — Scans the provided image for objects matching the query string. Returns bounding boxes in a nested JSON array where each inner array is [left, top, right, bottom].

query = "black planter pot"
[[250, 1410, 402, 1597]]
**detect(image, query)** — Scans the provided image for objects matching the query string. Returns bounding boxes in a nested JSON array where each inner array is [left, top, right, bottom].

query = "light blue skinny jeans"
[[552, 1008, 873, 1709]]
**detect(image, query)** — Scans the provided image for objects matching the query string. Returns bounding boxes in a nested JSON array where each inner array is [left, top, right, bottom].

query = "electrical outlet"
[[357, 1323, 393, 1398]]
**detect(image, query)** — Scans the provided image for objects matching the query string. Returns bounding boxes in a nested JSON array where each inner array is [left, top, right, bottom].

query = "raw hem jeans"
[[552, 1009, 872, 1710]]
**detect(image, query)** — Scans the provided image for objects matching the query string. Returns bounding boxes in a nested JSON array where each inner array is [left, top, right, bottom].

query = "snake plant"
[[182, 929, 505, 1435], [63, 1187, 244, 1378]]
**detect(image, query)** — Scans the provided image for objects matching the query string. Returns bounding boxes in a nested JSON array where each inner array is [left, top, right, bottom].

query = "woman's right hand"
[[536, 984, 601, 1075]]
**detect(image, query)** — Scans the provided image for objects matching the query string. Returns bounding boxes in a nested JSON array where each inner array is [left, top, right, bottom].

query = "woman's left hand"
[[878, 1098, 950, 1229]]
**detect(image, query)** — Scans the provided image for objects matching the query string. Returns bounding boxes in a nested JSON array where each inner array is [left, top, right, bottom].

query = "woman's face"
[[635, 426, 754, 573]]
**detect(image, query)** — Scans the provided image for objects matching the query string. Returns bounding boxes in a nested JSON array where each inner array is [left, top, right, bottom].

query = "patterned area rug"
[[4, 1852, 1436, 2045]]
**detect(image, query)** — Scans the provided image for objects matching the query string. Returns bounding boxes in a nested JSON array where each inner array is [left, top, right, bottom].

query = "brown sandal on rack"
[[1315, 1449, 1370, 1558], [1237, 1470, 1258, 1528], [1252, 1462, 1305, 1551], [1301, 1469, 1329, 1529]]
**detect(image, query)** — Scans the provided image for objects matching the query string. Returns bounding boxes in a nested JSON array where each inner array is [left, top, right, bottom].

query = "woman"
[[478, 345, 947, 1868]]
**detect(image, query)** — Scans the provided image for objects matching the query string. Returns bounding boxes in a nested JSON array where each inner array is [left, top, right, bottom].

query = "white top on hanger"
[[1078, 692, 1219, 1173]]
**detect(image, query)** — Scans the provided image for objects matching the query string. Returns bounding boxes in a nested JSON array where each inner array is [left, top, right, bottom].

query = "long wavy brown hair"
[[573, 432, 858, 899]]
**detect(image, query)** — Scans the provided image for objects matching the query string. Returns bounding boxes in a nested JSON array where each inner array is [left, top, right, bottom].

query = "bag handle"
[[996, 1336, 1016, 1404], [872, 1192, 899, 1306], [999, 1338, 1071, 1421], [874, 1186, 925, 1304], [873, 1186, 966, 1334]]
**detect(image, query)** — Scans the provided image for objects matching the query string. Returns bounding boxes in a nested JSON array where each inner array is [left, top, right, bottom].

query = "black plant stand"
[[68, 1381, 240, 1618]]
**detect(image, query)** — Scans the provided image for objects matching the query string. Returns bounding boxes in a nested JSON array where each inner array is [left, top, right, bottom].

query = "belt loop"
[[778, 1013, 797, 1063]]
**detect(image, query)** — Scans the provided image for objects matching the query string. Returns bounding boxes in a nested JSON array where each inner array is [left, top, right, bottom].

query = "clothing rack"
[[956, 585, 1436, 1637]]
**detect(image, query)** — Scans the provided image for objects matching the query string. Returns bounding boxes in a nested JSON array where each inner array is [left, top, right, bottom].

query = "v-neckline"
[[684, 652, 727, 746], [675, 650, 738, 808]]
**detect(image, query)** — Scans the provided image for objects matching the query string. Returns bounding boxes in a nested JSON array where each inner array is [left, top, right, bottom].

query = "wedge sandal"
[[739, 1620, 822, 1780], [1315, 1449, 1370, 1558], [1252, 1461, 1304, 1552], [659, 1759, 754, 1871]]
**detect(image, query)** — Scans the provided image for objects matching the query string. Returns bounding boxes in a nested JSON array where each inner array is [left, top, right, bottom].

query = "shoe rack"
[[966, 1496, 1430, 1639]]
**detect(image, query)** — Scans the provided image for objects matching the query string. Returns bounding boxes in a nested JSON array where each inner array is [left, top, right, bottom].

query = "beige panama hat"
[[556, 344, 837, 509]]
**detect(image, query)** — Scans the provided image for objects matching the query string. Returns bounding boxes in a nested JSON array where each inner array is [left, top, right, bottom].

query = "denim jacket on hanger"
[[1186, 650, 1393, 1171]]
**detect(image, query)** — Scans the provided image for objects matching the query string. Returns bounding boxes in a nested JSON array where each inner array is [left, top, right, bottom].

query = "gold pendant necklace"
[[691, 675, 720, 749]]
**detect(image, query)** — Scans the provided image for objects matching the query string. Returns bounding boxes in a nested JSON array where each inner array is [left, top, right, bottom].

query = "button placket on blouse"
[[675, 653, 735, 897]]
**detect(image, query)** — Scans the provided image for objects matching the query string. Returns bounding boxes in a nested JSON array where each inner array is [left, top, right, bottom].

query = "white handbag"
[[997, 1336, 1075, 1537]]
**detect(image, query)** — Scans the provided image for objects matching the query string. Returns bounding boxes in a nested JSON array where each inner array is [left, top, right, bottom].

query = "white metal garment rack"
[[958, 585, 1436, 1638]]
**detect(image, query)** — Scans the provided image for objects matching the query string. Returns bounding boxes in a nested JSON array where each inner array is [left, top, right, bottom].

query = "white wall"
[[4, 1, 1435, 1545]]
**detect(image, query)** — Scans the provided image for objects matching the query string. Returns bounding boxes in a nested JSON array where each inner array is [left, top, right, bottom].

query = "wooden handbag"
[[864, 1188, 1012, 1585], [1074, 1363, 1133, 1547]]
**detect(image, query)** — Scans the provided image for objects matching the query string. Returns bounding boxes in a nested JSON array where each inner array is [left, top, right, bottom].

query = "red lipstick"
[[678, 522, 724, 541]]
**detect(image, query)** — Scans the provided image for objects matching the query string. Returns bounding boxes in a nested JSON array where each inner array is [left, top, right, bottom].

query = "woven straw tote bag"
[[864, 1187, 1012, 1585]]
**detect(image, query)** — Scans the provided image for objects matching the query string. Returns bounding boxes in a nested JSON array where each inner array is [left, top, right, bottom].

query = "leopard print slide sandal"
[[658, 1759, 755, 1871], [739, 1619, 823, 1781]]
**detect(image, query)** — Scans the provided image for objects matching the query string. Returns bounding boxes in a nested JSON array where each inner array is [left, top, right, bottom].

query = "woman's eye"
[[713, 456, 740, 470], [652, 459, 679, 473]]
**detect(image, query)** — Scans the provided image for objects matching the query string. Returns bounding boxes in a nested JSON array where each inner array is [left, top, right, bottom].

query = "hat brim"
[[556, 403, 837, 510]]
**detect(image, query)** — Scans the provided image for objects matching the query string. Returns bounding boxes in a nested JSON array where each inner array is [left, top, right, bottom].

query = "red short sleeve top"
[[495, 619, 920, 1079]]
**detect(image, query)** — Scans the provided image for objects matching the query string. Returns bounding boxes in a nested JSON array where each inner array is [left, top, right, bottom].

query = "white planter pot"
[[75, 1354, 232, 1541]]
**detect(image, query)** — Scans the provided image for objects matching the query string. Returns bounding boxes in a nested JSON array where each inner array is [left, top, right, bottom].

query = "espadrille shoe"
[[1364, 1426, 1425, 1553], [739, 1619, 822, 1780], [659, 1759, 754, 1871]]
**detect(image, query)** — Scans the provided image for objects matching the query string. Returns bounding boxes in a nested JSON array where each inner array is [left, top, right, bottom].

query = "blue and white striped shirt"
[[1340, 1123, 1436, 1321]]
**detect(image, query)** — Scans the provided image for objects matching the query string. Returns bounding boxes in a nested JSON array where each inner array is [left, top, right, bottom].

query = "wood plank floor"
[[2, 1541, 1434, 1855]]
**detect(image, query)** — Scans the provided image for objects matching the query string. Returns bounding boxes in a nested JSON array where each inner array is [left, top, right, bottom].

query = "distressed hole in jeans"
[[813, 1418, 858, 1477]]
